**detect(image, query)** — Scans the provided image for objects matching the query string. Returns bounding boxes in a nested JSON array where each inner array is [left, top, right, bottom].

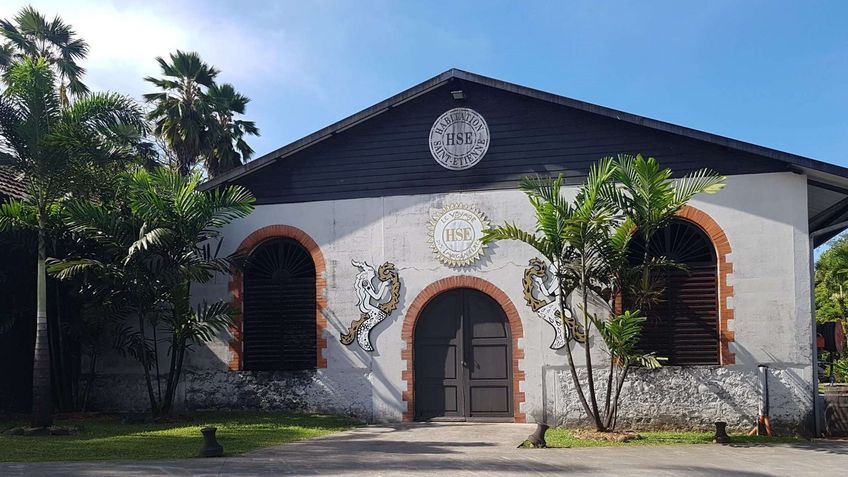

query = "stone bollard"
[[713, 421, 730, 444], [525, 423, 549, 448], [200, 426, 224, 457]]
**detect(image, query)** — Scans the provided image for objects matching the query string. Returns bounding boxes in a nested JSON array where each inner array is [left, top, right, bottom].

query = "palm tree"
[[485, 161, 630, 429], [54, 168, 255, 414], [0, 57, 146, 427], [125, 167, 254, 412], [206, 83, 259, 177], [482, 154, 724, 431], [817, 237, 848, 321], [144, 51, 219, 176], [814, 238, 848, 383], [0, 6, 89, 105]]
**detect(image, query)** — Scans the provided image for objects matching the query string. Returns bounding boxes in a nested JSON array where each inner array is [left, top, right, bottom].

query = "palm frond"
[[59, 92, 147, 132], [2, 6, 89, 98], [0, 197, 37, 230], [673, 168, 726, 205], [47, 257, 104, 279], [482, 222, 554, 260], [128, 226, 174, 257], [172, 300, 234, 344]]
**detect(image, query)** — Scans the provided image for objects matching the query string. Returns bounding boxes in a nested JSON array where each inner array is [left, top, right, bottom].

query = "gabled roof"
[[202, 68, 848, 190]]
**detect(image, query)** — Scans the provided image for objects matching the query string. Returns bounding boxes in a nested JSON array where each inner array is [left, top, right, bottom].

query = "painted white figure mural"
[[341, 259, 401, 351], [523, 258, 586, 348]]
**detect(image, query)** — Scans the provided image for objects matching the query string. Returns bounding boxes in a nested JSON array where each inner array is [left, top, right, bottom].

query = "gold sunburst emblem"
[[427, 203, 490, 267]]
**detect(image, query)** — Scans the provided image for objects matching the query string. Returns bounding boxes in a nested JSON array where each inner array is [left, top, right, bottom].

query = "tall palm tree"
[[144, 51, 219, 176], [0, 57, 146, 427], [206, 83, 259, 177], [0, 6, 90, 105]]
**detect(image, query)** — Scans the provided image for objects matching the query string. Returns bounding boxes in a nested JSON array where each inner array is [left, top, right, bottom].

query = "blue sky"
[[6, 1, 847, 166]]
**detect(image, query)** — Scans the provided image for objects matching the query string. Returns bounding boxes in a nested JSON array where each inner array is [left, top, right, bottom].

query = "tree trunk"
[[163, 338, 187, 414], [162, 281, 192, 414], [152, 323, 162, 403], [603, 363, 615, 421], [31, 227, 52, 427], [162, 337, 180, 414], [58, 83, 69, 109], [175, 143, 194, 177], [81, 348, 97, 412], [579, 264, 603, 431], [556, 266, 593, 420], [604, 364, 631, 430], [136, 311, 159, 415]]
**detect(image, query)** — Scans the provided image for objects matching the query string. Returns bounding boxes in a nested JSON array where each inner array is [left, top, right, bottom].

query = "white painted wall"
[[96, 171, 814, 431]]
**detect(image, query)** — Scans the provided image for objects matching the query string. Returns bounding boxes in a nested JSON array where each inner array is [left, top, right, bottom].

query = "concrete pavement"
[[1, 423, 846, 476]]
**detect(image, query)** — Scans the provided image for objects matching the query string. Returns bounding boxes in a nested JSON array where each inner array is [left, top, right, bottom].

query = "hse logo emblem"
[[427, 204, 489, 267], [429, 108, 490, 170]]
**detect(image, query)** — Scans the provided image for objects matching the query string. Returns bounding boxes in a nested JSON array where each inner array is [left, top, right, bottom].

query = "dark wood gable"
[[235, 79, 785, 205]]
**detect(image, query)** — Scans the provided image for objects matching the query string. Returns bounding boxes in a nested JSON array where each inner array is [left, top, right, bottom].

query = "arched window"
[[629, 219, 719, 365], [243, 237, 317, 371]]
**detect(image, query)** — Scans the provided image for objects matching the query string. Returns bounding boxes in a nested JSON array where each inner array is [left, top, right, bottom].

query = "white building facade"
[[94, 70, 848, 434]]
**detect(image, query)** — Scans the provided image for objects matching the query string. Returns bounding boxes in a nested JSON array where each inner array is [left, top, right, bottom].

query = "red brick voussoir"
[[676, 205, 735, 365], [228, 225, 328, 370]]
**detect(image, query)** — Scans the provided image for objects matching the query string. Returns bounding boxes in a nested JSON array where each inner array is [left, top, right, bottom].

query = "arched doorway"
[[413, 288, 513, 420], [630, 218, 719, 365], [242, 237, 317, 371]]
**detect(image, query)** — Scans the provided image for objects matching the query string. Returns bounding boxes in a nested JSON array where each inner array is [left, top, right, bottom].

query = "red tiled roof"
[[0, 166, 27, 199]]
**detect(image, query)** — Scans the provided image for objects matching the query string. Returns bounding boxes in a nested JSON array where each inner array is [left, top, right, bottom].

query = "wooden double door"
[[414, 288, 513, 421]]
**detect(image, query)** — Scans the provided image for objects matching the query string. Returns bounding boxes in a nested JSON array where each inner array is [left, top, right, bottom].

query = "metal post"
[[758, 364, 769, 435], [809, 234, 821, 437], [758, 365, 769, 415]]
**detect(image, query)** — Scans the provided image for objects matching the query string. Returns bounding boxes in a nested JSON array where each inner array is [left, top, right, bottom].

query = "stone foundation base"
[[89, 368, 373, 420], [549, 366, 813, 434], [89, 365, 814, 434]]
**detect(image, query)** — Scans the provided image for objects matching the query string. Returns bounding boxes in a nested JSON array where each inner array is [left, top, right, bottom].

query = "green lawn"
[[544, 428, 804, 448], [0, 412, 359, 462]]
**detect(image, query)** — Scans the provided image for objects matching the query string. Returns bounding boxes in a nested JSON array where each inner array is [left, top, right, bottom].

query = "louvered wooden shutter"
[[243, 238, 317, 371], [631, 220, 719, 366]]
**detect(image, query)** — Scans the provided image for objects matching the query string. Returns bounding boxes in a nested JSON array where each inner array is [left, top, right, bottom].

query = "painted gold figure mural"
[[523, 258, 586, 348], [341, 260, 401, 351]]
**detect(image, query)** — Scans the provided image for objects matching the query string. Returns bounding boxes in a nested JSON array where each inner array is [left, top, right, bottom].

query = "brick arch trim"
[[401, 276, 525, 422], [227, 225, 328, 370], [676, 205, 735, 365]]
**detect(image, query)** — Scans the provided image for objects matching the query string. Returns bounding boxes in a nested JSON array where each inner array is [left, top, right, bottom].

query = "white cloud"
[[2, 0, 317, 99]]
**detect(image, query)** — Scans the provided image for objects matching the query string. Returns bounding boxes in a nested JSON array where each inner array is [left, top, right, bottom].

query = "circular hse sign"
[[427, 204, 490, 267], [428, 108, 490, 170]]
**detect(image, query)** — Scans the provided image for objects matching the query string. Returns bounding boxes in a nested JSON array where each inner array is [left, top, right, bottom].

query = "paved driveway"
[[1, 423, 846, 476]]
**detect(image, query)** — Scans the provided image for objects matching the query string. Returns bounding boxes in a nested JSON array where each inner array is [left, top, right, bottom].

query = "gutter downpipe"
[[808, 219, 848, 437]]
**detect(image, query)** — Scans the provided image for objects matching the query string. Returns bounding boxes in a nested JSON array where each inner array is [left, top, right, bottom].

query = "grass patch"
[[0, 411, 359, 462], [544, 428, 804, 448]]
